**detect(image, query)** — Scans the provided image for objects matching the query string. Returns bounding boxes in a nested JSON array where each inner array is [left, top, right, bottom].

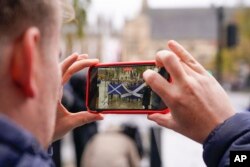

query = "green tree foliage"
[[223, 8, 250, 77], [63, 0, 91, 55], [72, 0, 91, 38]]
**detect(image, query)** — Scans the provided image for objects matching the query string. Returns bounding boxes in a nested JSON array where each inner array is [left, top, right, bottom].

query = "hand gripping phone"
[[86, 61, 170, 114]]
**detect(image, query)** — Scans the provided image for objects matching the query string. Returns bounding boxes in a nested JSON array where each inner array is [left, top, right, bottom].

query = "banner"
[[108, 83, 146, 99]]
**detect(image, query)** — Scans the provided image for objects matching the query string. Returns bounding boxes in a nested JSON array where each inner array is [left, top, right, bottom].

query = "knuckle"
[[162, 53, 176, 64], [156, 50, 169, 56], [179, 49, 186, 56], [195, 74, 211, 87], [170, 93, 183, 108], [145, 72, 158, 85], [182, 81, 196, 95], [171, 92, 182, 102], [187, 57, 196, 65], [171, 79, 196, 103], [157, 50, 175, 61]]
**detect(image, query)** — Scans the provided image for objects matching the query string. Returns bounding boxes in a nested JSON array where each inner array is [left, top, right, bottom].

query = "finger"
[[168, 40, 196, 64], [60, 53, 79, 75], [57, 102, 70, 116], [69, 112, 104, 128], [182, 61, 199, 77], [62, 59, 99, 84], [156, 50, 187, 82], [167, 40, 205, 73], [77, 54, 88, 60], [148, 113, 177, 130], [155, 56, 164, 67], [143, 69, 172, 105], [53, 111, 104, 141]]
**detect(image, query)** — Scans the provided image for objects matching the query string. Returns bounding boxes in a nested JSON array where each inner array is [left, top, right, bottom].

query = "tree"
[[222, 7, 250, 82], [72, 0, 91, 38], [62, 0, 91, 55]]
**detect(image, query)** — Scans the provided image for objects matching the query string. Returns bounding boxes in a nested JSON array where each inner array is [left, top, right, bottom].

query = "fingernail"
[[96, 114, 104, 120], [147, 115, 152, 120], [143, 69, 154, 79], [72, 52, 79, 56], [78, 54, 88, 59], [168, 40, 177, 46]]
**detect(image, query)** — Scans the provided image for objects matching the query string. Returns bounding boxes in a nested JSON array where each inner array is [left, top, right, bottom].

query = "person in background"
[[82, 126, 140, 167], [52, 74, 98, 167], [70, 74, 99, 167], [0, 0, 103, 166], [142, 86, 151, 109]]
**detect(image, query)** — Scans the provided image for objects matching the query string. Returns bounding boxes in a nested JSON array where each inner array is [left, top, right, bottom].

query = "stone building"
[[121, 0, 236, 67]]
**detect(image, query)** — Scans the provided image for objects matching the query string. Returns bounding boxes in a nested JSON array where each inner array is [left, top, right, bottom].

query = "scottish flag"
[[108, 83, 126, 95], [108, 82, 146, 99]]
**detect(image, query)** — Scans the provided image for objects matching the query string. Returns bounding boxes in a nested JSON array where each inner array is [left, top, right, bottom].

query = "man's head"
[[0, 0, 62, 147]]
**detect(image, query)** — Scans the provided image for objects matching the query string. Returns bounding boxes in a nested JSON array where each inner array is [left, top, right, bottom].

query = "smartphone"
[[86, 61, 170, 114]]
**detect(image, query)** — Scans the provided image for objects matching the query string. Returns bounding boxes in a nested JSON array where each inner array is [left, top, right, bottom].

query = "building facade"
[[122, 0, 236, 68]]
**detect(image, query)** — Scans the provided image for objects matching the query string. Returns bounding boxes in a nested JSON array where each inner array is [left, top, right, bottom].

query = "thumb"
[[148, 113, 177, 130], [69, 112, 104, 128]]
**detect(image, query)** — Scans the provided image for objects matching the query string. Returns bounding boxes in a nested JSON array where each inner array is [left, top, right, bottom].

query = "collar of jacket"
[[0, 114, 50, 159]]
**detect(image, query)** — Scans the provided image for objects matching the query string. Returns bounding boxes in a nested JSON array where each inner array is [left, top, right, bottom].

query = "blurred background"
[[55, 0, 250, 167]]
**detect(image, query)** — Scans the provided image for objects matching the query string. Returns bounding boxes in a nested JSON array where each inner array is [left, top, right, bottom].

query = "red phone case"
[[86, 61, 170, 114]]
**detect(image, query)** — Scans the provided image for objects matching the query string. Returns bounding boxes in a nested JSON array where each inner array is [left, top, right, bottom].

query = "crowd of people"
[[98, 68, 151, 109]]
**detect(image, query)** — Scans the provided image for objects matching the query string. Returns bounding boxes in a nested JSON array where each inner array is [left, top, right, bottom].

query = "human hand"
[[143, 40, 236, 143], [53, 53, 103, 141]]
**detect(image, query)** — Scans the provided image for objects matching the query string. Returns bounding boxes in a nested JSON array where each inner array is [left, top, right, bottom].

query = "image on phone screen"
[[88, 64, 169, 111]]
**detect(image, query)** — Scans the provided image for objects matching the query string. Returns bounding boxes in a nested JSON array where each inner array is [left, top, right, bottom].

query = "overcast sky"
[[87, 0, 250, 29]]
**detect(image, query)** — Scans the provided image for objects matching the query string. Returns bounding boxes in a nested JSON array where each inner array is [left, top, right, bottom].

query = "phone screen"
[[88, 64, 169, 111]]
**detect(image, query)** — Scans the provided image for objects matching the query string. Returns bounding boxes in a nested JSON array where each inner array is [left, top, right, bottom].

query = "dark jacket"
[[203, 112, 250, 167], [0, 114, 54, 167]]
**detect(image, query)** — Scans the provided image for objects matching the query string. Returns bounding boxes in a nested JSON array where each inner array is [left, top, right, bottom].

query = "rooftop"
[[148, 7, 236, 40]]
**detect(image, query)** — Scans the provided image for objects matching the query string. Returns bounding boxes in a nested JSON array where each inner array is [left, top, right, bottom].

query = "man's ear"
[[11, 27, 41, 98]]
